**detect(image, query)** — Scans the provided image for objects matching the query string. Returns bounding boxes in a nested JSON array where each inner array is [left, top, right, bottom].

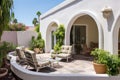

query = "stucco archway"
[[46, 20, 59, 52], [65, 11, 103, 49], [111, 14, 120, 54]]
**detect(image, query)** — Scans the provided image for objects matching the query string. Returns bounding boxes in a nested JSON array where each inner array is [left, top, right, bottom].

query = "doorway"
[[70, 25, 86, 54]]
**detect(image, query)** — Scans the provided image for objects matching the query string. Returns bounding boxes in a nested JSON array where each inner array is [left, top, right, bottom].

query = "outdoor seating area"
[[6, 46, 120, 80], [1, 0, 120, 80], [8, 48, 95, 74]]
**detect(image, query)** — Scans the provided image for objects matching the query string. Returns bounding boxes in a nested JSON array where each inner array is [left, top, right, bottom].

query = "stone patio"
[[27, 53, 96, 74]]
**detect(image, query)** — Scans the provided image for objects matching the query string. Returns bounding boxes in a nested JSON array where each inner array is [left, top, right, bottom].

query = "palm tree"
[[13, 18, 18, 23], [0, 0, 13, 40], [36, 11, 41, 24], [32, 18, 38, 26]]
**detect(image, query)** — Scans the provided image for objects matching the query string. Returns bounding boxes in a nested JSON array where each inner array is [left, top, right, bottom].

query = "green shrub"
[[0, 41, 16, 67], [54, 24, 65, 46], [106, 55, 120, 76], [54, 44, 61, 54], [91, 48, 110, 64], [53, 24, 65, 53], [8, 23, 26, 31], [91, 48, 120, 76], [35, 24, 40, 33], [30, 32, 44, 50]]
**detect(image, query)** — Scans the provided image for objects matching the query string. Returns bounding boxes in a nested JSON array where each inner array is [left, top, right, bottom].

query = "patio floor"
[[26, 53, 96, 74]]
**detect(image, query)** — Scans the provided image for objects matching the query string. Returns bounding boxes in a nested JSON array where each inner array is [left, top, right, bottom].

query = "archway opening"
[[46, 22, 58, 52], [70, 15, 98, 55], [112, 15, 120, 55]]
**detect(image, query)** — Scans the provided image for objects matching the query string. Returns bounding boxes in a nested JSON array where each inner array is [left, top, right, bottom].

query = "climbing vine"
[[54, 24, 65, 53]]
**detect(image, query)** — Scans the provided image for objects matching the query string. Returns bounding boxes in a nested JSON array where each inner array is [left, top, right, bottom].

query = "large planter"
[[0, 68, 8, 78], [93, 62, 107, 74]]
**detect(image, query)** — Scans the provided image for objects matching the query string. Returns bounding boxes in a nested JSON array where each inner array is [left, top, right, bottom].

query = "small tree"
[[32, 18, 38, 26], [36, 11, 41, 24], [0, 0, 13, 39], [35, 24, 40, 32], [54, 24, 65, 53]]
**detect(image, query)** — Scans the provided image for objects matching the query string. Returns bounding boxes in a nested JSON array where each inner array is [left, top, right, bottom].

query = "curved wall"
[[10, 55, 120, 80]]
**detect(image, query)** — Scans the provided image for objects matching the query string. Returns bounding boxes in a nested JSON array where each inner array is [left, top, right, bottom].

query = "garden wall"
[[1, 31, 38, 47]]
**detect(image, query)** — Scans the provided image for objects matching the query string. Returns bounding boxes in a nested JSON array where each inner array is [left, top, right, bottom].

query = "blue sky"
[[13, 0, 64, 26]]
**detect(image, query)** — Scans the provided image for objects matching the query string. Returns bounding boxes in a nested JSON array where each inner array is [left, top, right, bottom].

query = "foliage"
[[91, 48, 110, 64], [0, 41, 16, 67], [13, 18, 18, 23], [0, 0, 13, 39], [54, 44, 61, 54], [35, 24, 40, 33], [106, 55, 120, 76], [54, 24, 65, 53], [91, 48, 120, 76], [11, 12, 17, 24], [32, 18, 38, 26], [32, 11, 41, 32], [36, 11, 41, 18], [54, 24, 65, 46], [30, 32, 45, 50], [8, 23, 26, 31]]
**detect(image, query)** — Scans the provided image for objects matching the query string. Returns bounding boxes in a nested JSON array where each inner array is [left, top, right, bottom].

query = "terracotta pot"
[[0, 68, 8, 78], [93, 62, 107, 74], [34, 48, 40, 54]]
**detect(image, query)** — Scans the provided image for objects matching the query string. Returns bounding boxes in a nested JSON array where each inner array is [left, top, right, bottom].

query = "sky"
[[13, 0, 64, 26]]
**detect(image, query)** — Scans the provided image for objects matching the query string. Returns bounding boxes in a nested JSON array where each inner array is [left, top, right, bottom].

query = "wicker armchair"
[[24, 49, 51, 72], [57, 45, 72, 62], [16, 46, 27, 64]]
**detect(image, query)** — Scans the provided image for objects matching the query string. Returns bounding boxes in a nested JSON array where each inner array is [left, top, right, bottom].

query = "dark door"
[[70, 25, 86, 54]]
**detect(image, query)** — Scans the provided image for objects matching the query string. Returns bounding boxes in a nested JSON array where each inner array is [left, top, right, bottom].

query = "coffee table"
[[49, 57, 62, 68]]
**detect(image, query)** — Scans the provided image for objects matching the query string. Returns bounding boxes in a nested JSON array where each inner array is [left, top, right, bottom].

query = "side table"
[[49, 57, 62, 68]]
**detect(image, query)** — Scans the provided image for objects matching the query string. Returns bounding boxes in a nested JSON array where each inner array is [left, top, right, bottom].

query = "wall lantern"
[[101, 6, 112, 18]]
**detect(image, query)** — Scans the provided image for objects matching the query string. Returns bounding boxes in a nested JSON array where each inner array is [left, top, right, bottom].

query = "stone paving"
[[35, 53, 96, 74]]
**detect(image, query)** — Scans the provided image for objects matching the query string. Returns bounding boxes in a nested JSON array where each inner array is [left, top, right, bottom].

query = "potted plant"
[[91, 48, 120, 76], [91, 48, 109, 74]]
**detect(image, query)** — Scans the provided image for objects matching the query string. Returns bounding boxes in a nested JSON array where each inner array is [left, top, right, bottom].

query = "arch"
[[65, 10, 103, 49], [111, 13, 120, 54], [45, 20, 59, 52]]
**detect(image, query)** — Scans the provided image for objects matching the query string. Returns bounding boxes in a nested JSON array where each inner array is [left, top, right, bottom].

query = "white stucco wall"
[[46, 23, 58, 52], [40, 0, 120, 54], [17, 31, 38, 47], [1, 31, 17, 45], [1, 31, 37, 47]]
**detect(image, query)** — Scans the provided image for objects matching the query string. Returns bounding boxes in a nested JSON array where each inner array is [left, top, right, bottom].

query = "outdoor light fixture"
[[101, 6, 112, 18]]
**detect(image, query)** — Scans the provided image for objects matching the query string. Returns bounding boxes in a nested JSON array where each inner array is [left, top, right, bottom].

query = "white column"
[[104, 31, 114, 54]]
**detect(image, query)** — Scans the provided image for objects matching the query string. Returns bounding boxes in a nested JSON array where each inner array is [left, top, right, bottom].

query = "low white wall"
[[17, 31, 38, 47], [1, 31, 37, 47], [8, 52, 120, 80], [1, 31, 17, 45], [10, 57, 120, 80]]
